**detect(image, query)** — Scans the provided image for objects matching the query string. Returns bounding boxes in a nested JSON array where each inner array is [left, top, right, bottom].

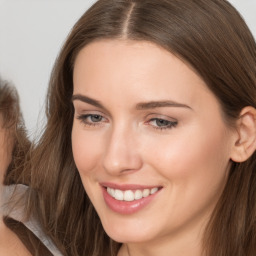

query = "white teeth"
[[107, 187, 159, 201], [107, 187, 115, 197], [142, 189, 150, 197], [110, 188, 115, 197], [124, 190, 134, 201], [134, 190, 143, 200], [114, 189, 124, 200], [150, 187, 158, 194]]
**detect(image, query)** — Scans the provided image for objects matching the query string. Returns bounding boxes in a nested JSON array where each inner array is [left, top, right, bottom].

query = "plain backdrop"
[[0, 0, 255, 136]]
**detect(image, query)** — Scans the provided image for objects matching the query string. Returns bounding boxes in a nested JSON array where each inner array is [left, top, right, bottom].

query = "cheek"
[[0, 134, 13, 183], [71, 124, 103, 176], [142, 126, 232, 224], [71, 125, 107, 211], [146, 124, 231, 186]]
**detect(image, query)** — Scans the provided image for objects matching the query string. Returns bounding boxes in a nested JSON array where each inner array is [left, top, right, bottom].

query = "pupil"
[[156, 119, 169, 126], [92, 115, 102, 122]]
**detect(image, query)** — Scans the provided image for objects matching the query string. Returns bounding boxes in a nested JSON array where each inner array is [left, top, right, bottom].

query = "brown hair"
[[25, 0, 256, 255], [0, 78, 27, 183], [0, 78, 53, 256], [0, 78, 30, 185], [0, 78, 20, 129]]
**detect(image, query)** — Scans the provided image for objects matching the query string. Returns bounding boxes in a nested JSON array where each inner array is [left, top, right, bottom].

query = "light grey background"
[[0, 0, 255, 136]]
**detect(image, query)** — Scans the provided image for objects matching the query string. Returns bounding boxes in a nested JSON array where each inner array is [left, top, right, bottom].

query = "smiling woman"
[[23, 0, 256, 256], [72, 39, 236, 248]]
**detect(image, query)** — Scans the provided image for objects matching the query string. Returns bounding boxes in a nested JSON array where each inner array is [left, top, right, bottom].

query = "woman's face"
[[72, 40, 236, 244]]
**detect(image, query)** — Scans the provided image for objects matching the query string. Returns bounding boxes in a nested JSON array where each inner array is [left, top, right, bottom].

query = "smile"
[[101, 183, 162, 214], [106, 187, 159, 202]]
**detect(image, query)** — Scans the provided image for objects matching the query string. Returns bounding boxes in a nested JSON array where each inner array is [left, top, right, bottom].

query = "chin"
[[109, 232, 152, 244], [102, 220, 156, 244]]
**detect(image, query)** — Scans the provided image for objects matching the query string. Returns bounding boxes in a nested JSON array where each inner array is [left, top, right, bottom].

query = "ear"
[[231, 106, 256, 163]]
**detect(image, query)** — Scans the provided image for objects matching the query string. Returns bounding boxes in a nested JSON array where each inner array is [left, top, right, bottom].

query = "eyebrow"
[[135, 101, 192, 110], [72, 94, 192, 111], [72, 94, 105, 109]]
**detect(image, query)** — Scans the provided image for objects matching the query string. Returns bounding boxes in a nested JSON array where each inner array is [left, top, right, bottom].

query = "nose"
[[102, 125, 143, 176]]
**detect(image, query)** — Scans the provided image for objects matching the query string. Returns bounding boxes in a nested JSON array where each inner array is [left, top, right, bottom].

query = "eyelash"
[[77, 114, 107, 127], [146, 118, 178, 130], [76, 114, 178, 131]]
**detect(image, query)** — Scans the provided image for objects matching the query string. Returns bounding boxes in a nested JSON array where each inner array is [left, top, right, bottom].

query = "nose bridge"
[[103, 121, 142, 175]]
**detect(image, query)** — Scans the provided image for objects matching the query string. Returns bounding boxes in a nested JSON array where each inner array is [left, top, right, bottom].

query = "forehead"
[[73, 39, 215, 110]]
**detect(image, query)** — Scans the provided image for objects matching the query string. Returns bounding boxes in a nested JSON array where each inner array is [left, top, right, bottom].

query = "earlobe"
[[230, 106, 256, 163]]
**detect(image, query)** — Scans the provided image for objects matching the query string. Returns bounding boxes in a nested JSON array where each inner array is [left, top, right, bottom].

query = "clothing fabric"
[[0, 184, 63, 256]]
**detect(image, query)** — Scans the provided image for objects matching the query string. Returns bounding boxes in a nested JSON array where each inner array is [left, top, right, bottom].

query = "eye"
[[88, 114, 103, 122], [77, 114, 107, 127], [148, 118, 177, 130]]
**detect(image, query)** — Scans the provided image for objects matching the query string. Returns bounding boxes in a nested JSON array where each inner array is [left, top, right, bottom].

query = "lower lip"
[[102, 187, 160, 214]]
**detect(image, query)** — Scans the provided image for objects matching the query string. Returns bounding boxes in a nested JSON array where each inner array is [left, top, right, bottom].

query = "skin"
[[72, 39, 238, 256], [0, 118, 31, 256], [0, 119, 12, 181]]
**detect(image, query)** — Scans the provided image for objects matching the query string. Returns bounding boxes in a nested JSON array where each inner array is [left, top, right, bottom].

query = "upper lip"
[[100, 182, 162, 191]]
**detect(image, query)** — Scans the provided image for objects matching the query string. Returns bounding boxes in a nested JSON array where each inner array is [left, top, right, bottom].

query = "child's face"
[[0, 117, 13, 184]]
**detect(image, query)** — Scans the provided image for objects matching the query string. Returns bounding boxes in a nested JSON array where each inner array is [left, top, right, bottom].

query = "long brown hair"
[[26, 0, 256, 255]]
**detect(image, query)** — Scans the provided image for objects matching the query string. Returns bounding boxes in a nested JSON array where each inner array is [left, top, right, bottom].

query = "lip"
[[101, 182, 162, 214]]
